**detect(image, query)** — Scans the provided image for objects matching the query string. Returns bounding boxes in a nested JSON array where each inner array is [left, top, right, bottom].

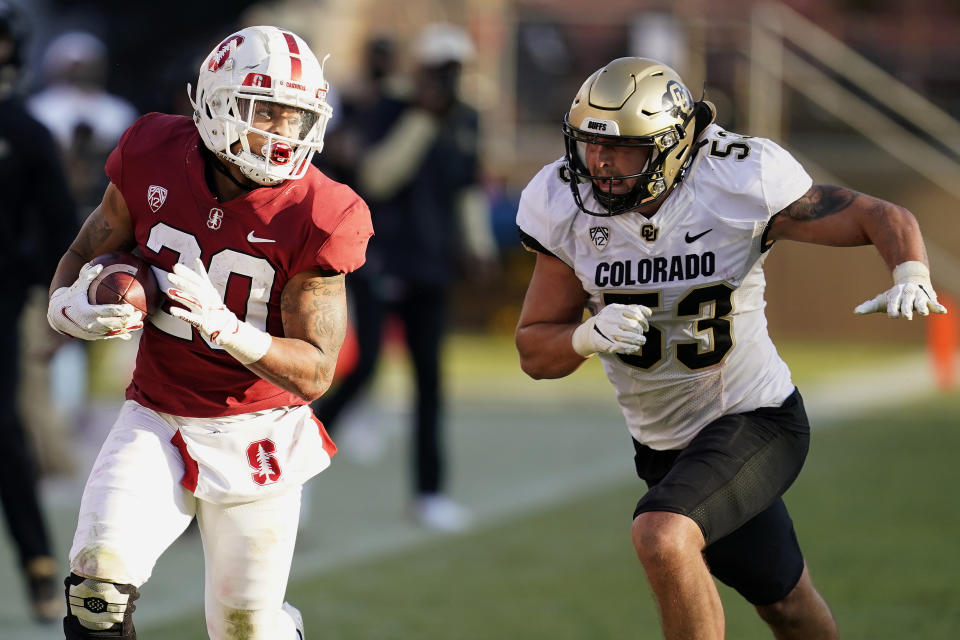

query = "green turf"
[[145, 389, 960, 639], [84, 332, 922, 401], [374, 334, 927, 407]]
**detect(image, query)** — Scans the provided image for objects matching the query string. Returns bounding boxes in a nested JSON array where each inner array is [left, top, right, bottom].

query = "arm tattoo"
[[782, 185, 859, 221], [282, 274, 346, 356], [75, 212, 116, 258]]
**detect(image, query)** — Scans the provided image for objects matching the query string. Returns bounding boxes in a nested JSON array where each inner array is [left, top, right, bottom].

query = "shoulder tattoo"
[[782, 185, 859, 221]]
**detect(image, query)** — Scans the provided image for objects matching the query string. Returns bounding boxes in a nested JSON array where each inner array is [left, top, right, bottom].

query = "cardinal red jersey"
[[105, 113, 373, 417]]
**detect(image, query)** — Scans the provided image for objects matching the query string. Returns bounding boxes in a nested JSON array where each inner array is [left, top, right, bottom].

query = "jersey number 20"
[[146, 223, 277, 350]]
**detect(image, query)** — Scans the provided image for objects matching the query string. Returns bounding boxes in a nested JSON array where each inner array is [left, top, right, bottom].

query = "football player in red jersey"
[[46, 26, 372, 640]]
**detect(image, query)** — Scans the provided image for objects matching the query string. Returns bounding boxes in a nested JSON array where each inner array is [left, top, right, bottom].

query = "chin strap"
[[203, 147, 257, 195], [213, 153, 257, 191]]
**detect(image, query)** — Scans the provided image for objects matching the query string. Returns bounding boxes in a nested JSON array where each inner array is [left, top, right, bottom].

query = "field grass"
[[141, 337, 959, 640]]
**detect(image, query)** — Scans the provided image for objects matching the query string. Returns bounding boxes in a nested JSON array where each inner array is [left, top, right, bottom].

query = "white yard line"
[[802, 351, 938, 426]]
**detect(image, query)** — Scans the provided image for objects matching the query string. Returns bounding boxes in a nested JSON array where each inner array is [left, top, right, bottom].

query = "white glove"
[[166, 258, 272, 364], [572, 303, 651, 357], [47, 262, 144, 341], [854, 261, 948, 320]]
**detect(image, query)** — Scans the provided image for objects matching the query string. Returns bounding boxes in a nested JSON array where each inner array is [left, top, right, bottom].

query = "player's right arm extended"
[[767, 184, 946, 319], [47, 182, 141, 340]]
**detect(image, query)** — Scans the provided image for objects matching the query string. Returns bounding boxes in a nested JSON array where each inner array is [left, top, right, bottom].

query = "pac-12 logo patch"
[[147, 185, 168, 213], [590, 226, 609, 249]]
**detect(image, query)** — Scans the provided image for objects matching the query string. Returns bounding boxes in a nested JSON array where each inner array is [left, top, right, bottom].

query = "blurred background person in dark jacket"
[[0, 0, 77, 623], [313, 22, 497, 532]]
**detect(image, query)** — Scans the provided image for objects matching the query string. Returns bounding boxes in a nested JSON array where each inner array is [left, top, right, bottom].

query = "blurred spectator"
[[312, 23, 497, 532], [316, 35, 406, 186], [26, 29, 139, 440], [0, 0, 77, 623], [43, 0, 260, 113], [28, 30, 137, 212]]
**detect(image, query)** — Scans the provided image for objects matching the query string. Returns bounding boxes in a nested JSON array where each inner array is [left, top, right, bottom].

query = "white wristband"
[[892, 261, 929, 284], [571, 320, 598, 358], [218, 321, 273, 365]]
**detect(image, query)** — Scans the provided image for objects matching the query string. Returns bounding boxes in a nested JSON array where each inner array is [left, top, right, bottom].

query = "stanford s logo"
[[242, 73, 272, 88], [208, 35, 244, 72], [147, 185, 168, 213], [589, 226, 609, 249], [247, 439, 282, 486], [641, 223, 659, 242], [207, 208, 223, 230]]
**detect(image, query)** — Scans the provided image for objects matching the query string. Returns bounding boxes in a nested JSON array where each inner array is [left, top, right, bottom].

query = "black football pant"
[[0, 301, 53, 568], [312, 272, 448, 496]]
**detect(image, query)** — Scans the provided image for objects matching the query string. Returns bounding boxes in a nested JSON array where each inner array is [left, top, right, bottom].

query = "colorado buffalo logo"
[[641, 223, 659, 242], [663, 80, 693, 118]]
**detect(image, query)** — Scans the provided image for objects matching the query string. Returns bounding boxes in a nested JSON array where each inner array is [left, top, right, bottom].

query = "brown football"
[[87, 252, 161, 318]]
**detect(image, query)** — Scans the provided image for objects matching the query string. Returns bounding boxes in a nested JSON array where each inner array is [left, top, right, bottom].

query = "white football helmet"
[[190, 26, 333, 186], [562, 57, 703, 216]]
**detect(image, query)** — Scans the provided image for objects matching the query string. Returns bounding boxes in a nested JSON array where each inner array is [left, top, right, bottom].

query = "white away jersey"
[[517, 124, 812, 449]]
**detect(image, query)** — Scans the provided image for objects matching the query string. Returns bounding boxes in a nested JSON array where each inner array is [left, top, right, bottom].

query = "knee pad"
[[63, 573, 139, 639]]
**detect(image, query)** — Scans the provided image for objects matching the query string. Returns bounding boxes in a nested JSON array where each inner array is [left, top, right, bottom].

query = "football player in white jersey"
[[515, 57, 946, 640]]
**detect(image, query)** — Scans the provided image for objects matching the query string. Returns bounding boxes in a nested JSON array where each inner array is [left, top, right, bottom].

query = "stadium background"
[[2, 0, 958, 638]]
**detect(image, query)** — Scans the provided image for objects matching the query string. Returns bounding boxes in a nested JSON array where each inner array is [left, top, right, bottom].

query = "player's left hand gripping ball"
[[47, 262, 144, 341], [166, 258, 272, 364], [854, 261, 948, 320]]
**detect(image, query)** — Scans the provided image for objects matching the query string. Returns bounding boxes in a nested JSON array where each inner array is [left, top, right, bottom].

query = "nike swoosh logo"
[[593, 325, 611, 342], [685, 228, 713, 243], [247, 231, 276, 243], [60, 307, 85, 329]]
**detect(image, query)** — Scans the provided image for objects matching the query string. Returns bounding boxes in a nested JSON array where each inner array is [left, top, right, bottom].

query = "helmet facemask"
[[211, 92, 329, 185], [562, 116, 691, 217]]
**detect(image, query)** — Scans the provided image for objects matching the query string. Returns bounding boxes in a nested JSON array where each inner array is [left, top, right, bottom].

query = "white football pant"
[[70, 401, 301, 639]]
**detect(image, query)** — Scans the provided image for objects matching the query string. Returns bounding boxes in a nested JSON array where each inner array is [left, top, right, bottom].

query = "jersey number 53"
[[603, 283, 734, 370]]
